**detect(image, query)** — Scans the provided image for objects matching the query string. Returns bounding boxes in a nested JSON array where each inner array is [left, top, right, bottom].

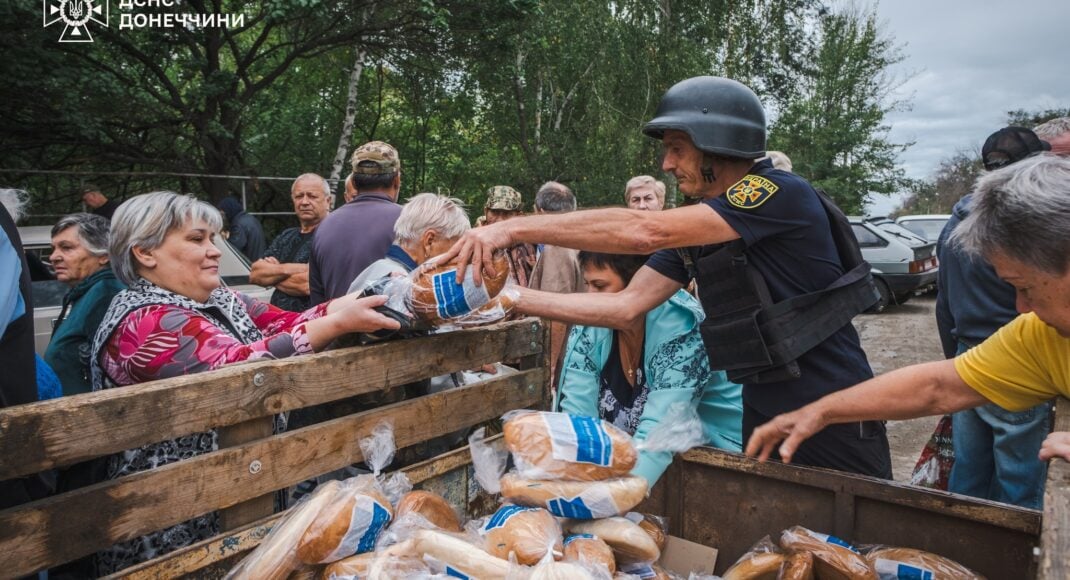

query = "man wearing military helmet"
[[443, 77, 890, 478]]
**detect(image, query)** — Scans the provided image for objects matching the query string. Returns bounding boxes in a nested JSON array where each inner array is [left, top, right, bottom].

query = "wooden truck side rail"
[[0, 318, 547, 578], [1041, 397, 1070, 579]]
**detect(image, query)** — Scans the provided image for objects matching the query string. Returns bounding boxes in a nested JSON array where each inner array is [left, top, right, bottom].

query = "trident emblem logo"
[[43, 0, 108, 42]]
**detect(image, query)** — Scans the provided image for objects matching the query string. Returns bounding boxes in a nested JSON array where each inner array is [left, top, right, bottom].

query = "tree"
[[768, 5, 909, 214]]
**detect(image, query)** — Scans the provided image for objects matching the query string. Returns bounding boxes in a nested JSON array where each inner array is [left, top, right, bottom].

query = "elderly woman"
[[90, 191, 398, 575], [43, 213, 124, 396], [555, 251, 743, 487], [348, 192, 471, 293]]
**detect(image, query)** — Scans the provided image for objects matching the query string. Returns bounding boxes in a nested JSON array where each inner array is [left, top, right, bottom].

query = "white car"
[[18, 225, 274, 356], [895, 214, 951, 242]]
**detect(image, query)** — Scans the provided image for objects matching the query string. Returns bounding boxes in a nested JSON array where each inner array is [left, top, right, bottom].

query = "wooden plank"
[[0, 318, 543, 479], [0, 370, 544, 578], [680, 447, 1041, 534], [1040, 397, 1070, 579], [218, 417, 276, 531], [112, 440, 494, 580]]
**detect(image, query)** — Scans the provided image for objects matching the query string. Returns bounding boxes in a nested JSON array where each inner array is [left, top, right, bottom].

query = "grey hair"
[[291, 173, 331, 197], [394, 193, 470, 245], [1033, 117, 1070, 139], [109, 191, 223, 285], [52, 213, 110, 257], [951, 154, 1070, 275], [624, 175, 666, 205], [0, 188, 29, 223], [763, 150, 794, 172], [535, 181, 577, 212]]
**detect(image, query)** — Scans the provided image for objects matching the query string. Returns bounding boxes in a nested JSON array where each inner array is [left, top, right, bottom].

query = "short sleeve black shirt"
[[263, 227, 313, 312], [645, 159, 873, 416]]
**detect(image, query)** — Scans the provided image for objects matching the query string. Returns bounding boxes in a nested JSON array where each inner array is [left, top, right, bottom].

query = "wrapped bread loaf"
[[722, 551, 785, 580], [566, 516, 660, 564], [296, 477, 394, 564], [866, 547, 985, 579], [779, 527, 876, 580], [780, 551, 815, 580], [226, 480, 342, 580], [320, 552, 426, 579], [500, 473, 648, 519], [387, 530, 514, 579], [563, 534, 617, 574], [503, 410, 637, 481], [482, 504, 564, 565], [395, 490, 462, 532], [627, 512, 667, 553], [410, 252, 510, 326]]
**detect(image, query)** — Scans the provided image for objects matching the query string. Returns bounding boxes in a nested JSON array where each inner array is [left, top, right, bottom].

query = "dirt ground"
[[853, 293, 943, 483]]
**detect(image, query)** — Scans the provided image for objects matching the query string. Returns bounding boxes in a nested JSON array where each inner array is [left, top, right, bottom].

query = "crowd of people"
[[2, 75, 1070, 575]]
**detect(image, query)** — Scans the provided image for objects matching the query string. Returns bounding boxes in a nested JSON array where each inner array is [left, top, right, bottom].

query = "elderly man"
[[81, 185, 120, 220], [251, 174, 332, 312], [747, 154, 1070, 467], [443, 77, 888, 477], [1034, 116, 1070, 156], [310, 141, 403, 304], [624, 175, 666, 211]]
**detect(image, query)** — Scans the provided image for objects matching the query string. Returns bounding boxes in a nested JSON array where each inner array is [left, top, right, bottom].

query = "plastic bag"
[[360, 420, 397, 476], [529, 538, 606, 580], [563, 533, 617, 575], [779, 550, 814, 580], [470, 426, 510, 494], [296, 475, 395, 564], [624, 512, 667, 553], [500, 472, 648, 519], [719, 536, 784, 580], [566, 516, 660, 565], [394, 489, 464, 532], [910, 414, 954, 490], [225, 480, 344, 580], [396, 528, 517, 579], [502, 410, 638, 481], [322, 551, 430, 580], [633, 402, 708, 454], [481, 504, 564, 566], [779, 526, 876, 580], [862, 545, 985, 579], [438, 284, 521, 330]]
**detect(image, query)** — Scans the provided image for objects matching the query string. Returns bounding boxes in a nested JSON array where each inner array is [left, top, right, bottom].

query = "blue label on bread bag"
[[812, 531, 860, 553], [483, 504, 537, 531], [564, 534, 595, 546], [621, 562, 657, 579], [548, 496, 594, 519], [570, 415, 612, 465], [355, 501, 391, 554], [875, 559, 934, 580], [431, 269, 489, 319], [445, 566, 471, 579]]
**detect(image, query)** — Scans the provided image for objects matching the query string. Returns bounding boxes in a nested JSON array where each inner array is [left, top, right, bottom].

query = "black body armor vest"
[[681, 189, 878, 384]]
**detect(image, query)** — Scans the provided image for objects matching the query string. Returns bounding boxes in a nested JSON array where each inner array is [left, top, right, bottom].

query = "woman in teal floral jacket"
[[555, 252, 742, 486]]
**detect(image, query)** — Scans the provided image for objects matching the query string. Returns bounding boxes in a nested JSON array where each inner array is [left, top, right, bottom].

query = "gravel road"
[[853, 293, 943, 483]]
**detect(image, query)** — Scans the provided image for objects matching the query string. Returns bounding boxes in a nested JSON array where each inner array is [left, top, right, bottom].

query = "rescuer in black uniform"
[[442, 76, 892, 478]]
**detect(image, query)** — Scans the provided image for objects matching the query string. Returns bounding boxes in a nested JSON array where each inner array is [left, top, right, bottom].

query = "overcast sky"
[[861, 0, 1070, 215]]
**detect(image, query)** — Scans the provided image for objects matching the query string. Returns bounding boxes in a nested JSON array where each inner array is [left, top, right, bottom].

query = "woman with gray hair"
[[90, 191, 398, 575], [746, 154, 1070, 467], [347, 192, 471, 293], [44, 213, 125, 396]]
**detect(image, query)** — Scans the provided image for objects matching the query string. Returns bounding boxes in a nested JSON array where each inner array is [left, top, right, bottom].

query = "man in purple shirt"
[[309, 141, 403, 305]]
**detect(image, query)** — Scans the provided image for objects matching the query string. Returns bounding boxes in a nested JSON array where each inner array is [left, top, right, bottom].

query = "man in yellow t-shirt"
[[745, 154, 1070, 468]]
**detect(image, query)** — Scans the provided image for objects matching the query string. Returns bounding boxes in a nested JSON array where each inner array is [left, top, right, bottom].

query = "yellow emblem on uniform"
[[726, 175, 779, 209]]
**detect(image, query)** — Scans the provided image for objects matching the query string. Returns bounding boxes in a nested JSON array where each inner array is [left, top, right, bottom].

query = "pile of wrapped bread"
[[224, 411, 677, 579], [721, 525, 986, 579]]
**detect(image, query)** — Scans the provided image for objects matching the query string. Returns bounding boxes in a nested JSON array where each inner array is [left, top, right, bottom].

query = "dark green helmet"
[[643, 76, 766, 159]]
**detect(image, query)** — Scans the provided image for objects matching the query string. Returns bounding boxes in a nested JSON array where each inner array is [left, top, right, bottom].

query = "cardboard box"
[[622, 535, 718, 578]]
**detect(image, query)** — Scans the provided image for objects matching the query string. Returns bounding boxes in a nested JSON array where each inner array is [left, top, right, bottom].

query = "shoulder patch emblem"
[[726, 175, 779, 209]]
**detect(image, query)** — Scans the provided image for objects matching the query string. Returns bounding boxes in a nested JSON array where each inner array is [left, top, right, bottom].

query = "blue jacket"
[[555, 290, 743, 486], [44, 267, 125, 395], [935, 195, 1018, 358]]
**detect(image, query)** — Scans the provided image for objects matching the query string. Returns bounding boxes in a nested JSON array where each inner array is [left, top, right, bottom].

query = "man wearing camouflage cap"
[[309, 141, 403, 304], [481, 185, 536, 287]]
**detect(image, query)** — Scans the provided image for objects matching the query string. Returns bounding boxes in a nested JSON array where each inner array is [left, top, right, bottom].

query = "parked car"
[[18, 225, 273, 356], [849, 217, 938, 313], [896, 214, 952, 242]]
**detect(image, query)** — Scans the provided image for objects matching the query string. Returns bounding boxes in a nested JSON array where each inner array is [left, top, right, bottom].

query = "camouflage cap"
[[484, 185, 523, 211], [351, 141, 400, 175]]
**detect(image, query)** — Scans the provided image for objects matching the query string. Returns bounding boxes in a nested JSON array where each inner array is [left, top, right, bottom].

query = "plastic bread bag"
[[406, 251, 512, 327], [500, 472, 648, 519], [623, 512, 667, 553], [384, 528, 518, 579], [566, 517, 660, 565], [295, 474, 395, 564], [563, 533, 617, 575], [470, 426, 510, 494], [779, 550, 814, 580], [438, 283, 521, 330], [862, 545, 986, 579], [718, 535, 784, 580], [360, 419, 413, 506], [529, 538, 609, 580], [779, 526, 877, 580], [633, 402, 708, 454], [502, 410, 638, 481], [225, 480, 344, 580], [480, 504, 564, 566], [394, 489, 464, 532], [320, 551, 429, 580]]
